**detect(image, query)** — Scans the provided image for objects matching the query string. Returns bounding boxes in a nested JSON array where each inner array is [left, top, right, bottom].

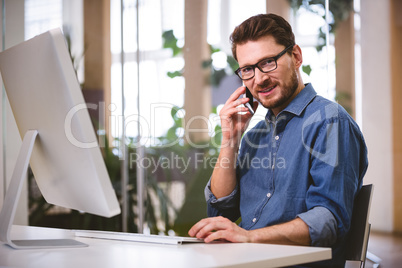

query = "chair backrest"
[[345, 184, 374, 263]]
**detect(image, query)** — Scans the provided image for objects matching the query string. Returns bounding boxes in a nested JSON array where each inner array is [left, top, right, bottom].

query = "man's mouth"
[[258, 85, 276, 95]]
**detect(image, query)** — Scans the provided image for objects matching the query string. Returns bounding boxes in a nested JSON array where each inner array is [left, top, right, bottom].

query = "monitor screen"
[[0, 28, 121, 249]]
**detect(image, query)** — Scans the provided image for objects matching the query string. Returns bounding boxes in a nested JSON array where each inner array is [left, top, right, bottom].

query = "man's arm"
[[210, 86, 254, 198], [209, 144, 238, 198], [188, 216, 311, 246], [249, 218, 311, 245]]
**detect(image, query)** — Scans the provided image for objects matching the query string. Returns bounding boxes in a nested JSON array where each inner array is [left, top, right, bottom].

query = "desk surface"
[[0, 225, 331, 268]]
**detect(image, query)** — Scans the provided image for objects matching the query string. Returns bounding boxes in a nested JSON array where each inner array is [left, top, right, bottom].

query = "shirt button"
[[272, 165, 275, 169], [252, 218, 257, 223], [267, 193, 271, 198], [275, 135, 279, 140]]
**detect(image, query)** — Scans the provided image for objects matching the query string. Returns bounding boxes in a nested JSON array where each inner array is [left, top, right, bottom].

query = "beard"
[[256, 69, 300, 112]]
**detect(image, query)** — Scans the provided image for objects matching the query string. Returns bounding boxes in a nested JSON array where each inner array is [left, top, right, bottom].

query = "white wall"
[[360, 0, 393, 232], [0, 0, 27, 225], [0, 0, 4, 210]]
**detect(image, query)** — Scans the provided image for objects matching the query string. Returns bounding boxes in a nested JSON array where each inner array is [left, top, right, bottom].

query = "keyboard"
[[74, 230, 204, 245]]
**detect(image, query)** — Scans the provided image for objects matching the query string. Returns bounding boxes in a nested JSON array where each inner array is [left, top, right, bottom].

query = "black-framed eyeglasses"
[[235, 44, 294, 81]]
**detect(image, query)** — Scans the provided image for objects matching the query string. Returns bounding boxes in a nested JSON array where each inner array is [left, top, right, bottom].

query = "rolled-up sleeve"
[[297, 206, 337, 247], [205, 179, 241, 221]]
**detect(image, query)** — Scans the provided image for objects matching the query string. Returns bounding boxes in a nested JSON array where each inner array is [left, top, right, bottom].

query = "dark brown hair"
[[230, 14, 295, 61]]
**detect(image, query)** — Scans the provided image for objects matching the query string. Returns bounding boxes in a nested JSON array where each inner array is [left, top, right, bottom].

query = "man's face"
[[236, 35, 303, 115]]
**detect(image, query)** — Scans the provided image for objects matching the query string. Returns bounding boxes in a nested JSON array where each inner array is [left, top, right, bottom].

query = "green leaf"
[[202, 59, 213, 69], [210, 45, 221, 54], [167, 70, 183, 78], [227, 56, 239, 73], [162, 30, 182, 56], [302, 65, 312, 76], [210, 69, 227, 86]]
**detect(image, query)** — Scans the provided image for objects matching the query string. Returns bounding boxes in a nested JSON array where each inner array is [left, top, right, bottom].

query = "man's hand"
[[189, 216, 311, 246], [188, 216, 251, 243], [219, 86, 257, 148]]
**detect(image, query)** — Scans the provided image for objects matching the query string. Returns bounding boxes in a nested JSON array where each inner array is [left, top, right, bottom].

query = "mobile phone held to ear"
[[244, 86, 255, 114]]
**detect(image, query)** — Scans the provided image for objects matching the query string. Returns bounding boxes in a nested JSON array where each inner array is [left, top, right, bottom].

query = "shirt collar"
[[266, 83, 317, 121]]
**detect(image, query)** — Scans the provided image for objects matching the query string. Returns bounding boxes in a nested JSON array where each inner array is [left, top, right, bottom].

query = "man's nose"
[[253, 67, 269, 84]]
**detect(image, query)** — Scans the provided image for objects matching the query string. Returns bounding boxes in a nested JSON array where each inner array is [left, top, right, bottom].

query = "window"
[[25, 0, 63, 40]]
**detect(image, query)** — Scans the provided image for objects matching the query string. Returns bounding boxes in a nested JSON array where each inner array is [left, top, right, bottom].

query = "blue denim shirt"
[[205, 84, 368, 267]]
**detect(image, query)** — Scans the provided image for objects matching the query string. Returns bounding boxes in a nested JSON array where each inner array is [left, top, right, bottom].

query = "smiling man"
[[188, 14, 368, 267]]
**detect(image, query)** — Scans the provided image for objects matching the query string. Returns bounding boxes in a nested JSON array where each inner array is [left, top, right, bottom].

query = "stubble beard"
[[257, 69, 300, 112]]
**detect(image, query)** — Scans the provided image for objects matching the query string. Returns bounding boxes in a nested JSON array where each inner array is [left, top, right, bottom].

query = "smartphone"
[[244, 86, 255, 114]]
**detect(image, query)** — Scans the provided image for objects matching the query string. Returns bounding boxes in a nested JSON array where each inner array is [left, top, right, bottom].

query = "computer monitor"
[[0, 28, 121, 249]]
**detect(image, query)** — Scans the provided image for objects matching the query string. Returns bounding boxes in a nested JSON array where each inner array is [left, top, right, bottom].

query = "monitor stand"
[[0, 130, 87, 249]]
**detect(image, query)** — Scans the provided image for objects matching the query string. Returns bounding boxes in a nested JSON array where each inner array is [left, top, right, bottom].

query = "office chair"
[[344, 184, 376, 268]]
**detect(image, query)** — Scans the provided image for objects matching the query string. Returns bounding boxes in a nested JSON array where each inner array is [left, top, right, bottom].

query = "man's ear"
[[292, 44, 303, 68]]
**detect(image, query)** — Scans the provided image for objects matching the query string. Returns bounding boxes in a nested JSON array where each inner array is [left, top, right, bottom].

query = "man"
[[188, 14, 368, 267]]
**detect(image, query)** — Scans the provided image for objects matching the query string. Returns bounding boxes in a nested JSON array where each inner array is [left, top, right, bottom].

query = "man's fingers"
[[225, 86, 246, 105], [203, 230, 223, 243], [188, 218, 210, 237], [193, 222, 220, 239], [188, 217, 230, 239], [225, 97, 251, 112], [221, 106, 250, 119], [189, 216, 250, 243]]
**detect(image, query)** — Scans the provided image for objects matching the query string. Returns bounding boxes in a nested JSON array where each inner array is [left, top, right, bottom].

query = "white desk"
[[0, 225, 331, 268]]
